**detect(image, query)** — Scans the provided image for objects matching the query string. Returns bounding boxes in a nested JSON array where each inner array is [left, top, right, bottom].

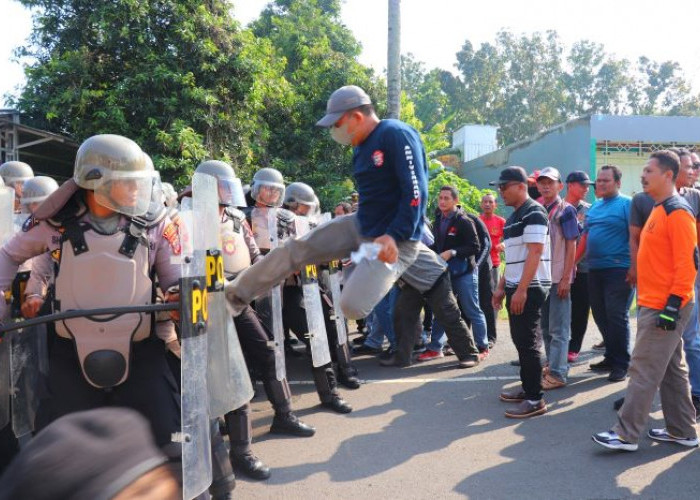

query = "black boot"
[[231, 452, 271, 480], [209, 419, 236, 499], [224, 406, 271, 480], [270, 412, 316, 437], [313, 365, 353, 414], [336, 343, 361, 390]]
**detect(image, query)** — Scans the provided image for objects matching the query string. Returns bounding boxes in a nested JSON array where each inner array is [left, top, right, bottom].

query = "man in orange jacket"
[[593, 150, 699, 451]]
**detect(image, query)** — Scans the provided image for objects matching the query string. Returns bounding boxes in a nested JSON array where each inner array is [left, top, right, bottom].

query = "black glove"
[[657, 295, 682, 331]]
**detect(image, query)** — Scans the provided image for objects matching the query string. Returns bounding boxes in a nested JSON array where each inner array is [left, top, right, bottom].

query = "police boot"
[[209, 419, 236, 499], [335, 343, 361, 390], [224, 406, 271, 480], [313, 365, 353, 414], [264, 378, 316, 437]]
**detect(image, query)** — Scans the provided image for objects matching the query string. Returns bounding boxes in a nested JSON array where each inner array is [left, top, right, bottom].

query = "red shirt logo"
[[448, 227, 457, 236], [372, 150, 384, 167]]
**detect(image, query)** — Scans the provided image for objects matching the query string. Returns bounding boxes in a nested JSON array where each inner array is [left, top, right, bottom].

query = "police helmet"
[[20, 176, 59, 213], [194, 160, 246, 207], [250, 167, 285, 207]]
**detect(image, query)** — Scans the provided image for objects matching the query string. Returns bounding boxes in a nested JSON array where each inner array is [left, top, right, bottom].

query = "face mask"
[[330, 122, 353, 146]]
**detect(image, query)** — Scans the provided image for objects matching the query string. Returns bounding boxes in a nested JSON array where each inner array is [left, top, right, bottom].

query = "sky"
[[2, 0, 700, 107]]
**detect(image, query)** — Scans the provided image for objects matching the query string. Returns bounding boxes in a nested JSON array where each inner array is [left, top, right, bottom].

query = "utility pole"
[[387, 0, 401, 119]]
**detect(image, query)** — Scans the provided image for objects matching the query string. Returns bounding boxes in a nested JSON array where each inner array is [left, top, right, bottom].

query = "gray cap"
[[537, 166, 562, 182], [316, 85, 372, 127]]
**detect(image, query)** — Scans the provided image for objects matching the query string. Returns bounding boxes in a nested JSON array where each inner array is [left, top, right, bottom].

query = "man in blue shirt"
[[226, 85, 441, 323], [576, 165, 633, 382]]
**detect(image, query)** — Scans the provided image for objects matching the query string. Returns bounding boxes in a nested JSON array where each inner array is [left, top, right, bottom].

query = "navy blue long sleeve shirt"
[[352, 119, 428, 242]]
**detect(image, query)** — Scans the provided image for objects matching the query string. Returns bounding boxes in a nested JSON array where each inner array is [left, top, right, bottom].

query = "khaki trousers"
[[613, 304, 698, 443], [225, 214, 419, 319]]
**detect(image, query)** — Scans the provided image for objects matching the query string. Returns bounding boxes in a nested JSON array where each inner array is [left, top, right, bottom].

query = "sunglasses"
[[497, 182, 520, 191]]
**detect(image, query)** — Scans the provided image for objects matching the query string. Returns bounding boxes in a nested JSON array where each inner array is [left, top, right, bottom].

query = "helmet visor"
[[218, 177, 246, 207], [94, 171, 153, 217], [252, 181, 285, 208]]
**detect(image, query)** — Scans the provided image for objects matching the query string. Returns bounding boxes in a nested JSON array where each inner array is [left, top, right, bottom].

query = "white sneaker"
[[648, 428, 699, 448], [592, 430, 638, 451]]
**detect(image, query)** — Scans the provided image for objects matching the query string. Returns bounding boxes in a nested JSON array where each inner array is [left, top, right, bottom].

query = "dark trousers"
[[480, 262, 497, 343], [282, 285, 339, 402], [422, 304, 433, 332], [0, 423, 19, 475], [506, 286, 547, 401], [35, 336, 180, 447], [569, 271, 590, 353], [588, 268, 632, 370], [394, 273, 479, 365], [234, 305, 291, 414]]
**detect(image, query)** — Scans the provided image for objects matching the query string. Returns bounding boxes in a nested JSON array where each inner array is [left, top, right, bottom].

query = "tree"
[[12, 0, 290, 185]]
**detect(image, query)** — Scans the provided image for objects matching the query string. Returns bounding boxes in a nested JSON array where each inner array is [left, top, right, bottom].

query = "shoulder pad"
[[277, 208, 296, 224], [223, 207, 246, 222]]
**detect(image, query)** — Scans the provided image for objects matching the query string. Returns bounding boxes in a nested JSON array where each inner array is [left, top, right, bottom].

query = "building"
[[457, 115, 700, 197], [1, 109, 78, 181]]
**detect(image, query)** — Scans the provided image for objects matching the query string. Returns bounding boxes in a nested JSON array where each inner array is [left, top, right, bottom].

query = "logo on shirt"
[[22, 216, 39, 232], [222, 234, 237, 255], [372, 150, 384, 167], [448, 227, 457, 236], [162, 222, 181, 255]]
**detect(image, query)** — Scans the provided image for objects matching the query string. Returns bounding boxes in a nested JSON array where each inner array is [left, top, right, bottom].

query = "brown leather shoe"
[[499, 387, 527, 402], [542, 373, 566, 390], [504, 399, 547, 419]]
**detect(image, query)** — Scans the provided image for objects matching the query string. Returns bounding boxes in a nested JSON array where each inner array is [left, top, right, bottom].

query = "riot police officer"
[[193, 161, 315, 482], [0, 161, 34, 213], [0, 135, 181, 453], [284, 182, 360, 392]]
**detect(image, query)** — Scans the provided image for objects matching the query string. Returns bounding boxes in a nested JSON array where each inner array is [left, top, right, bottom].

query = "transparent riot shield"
[[198, 174, 253, 417], [251, 207, 286, 380], [10, 324, 49, 438], [295, 218, 332, 367], [319, 213, 348, 346], [177, 177, 213, 500], [0, 186, 13, 244]]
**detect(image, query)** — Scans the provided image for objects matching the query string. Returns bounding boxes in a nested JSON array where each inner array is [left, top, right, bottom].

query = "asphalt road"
[[237, 318, 700, 500]]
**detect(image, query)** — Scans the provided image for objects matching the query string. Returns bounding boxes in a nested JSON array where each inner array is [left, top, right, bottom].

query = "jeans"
[[588, 268, 633, 370], [681, 277, 700, 398], [363, 285, 399, 350], [429, 270, 488, 351], [568, 271, 590, 353], [506, 286, 548, 401], [541, 283, 572, 381]]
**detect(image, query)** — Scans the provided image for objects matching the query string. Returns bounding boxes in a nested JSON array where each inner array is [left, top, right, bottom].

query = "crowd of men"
[[0, 83, 699, 498]]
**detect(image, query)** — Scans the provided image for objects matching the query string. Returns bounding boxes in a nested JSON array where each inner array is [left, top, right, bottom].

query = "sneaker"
[[499, 388, 527, 402], [589, 359, 614, 372], [567, 351, 579, 363], [510, 359, 521, 367], [352, 335, 367, 346], [458, 356, 479, 369], [613, 397, 625, 411], [478, 348, 490, 361], [417, 350, 444, 362], [542, 373, 566, 390], [592, 340, 606, 351], [488, 339, 496, 349], [647, 428, 699, 448], [379, 354, 411, 368], [592, 430, 638, 451], [378, 347, 396, 360], [443, 346, 455, 356], [608, 367, 628, 382], [504, 399, 547, 418], [352, 344, 382, 356]]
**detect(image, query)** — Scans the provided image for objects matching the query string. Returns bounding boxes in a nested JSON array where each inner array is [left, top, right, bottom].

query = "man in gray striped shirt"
[[492, 166, 551, 419]]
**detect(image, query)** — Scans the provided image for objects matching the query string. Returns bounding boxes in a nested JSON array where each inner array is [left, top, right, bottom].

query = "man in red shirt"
[[480, 193, 506, 291]]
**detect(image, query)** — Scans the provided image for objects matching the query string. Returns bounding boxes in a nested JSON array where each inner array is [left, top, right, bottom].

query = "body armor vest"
[[221, 208, 251, 278], [54, 221, 153, 389]]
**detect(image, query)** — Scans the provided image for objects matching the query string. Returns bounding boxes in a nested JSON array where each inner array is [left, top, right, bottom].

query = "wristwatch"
[[451, 249, 457, 257]]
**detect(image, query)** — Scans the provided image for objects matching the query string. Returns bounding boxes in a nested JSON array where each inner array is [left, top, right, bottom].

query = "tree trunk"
[[387, 0, 401, 119]]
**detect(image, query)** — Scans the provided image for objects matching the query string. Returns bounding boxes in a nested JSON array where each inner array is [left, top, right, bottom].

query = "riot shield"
[[198, 174, 253, 417], [295, 218, 332, 367], [318, 213, 348, 346], [10, 324, 49, 438], [177, 177, 213, 500], [0, 186, 13, 244], [251, 207, 286, 381]]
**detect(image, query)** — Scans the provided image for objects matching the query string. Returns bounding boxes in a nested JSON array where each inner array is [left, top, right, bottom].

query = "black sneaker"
[[608, 367, 628, 382], [413, 342, 427, 354], [352, 335, 367, 346], [378, 347, 396, 360], [352, 344, 382, 355], [590, 359, 614, 372]]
